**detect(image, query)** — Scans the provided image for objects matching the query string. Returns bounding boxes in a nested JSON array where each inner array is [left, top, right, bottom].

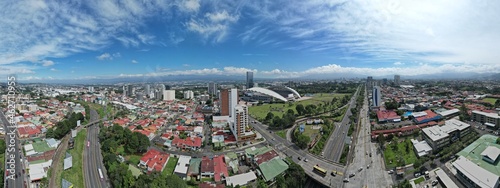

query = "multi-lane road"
[[323, 87, 360, 162], [1, 111, 26, 188], [83, 109, 108, 188], [345, 87, 393, 188], [250, 117, 346, 187]]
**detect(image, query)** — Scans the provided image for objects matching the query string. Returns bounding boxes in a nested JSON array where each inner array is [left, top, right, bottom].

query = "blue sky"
[[1, 0, 500, 81]]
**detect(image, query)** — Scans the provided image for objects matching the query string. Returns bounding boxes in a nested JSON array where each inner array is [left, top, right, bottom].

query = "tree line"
[[46, 112, 85, 139], [98, 124, 184, 188]]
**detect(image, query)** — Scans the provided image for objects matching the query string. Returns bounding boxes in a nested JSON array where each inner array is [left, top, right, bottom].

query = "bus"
[[313, 165, 327, 176], [98, 168, 104, 179]]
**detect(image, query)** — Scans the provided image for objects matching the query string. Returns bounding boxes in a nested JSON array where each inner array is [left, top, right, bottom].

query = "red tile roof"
[[415, 110, 438, 122], [376, 110, 400, 122], [140, 149, 170, 172], [17, 126, 42, 136], [255, 150, 279, 165], [213, 155, 228, 182], [201, 156, 215, 173]]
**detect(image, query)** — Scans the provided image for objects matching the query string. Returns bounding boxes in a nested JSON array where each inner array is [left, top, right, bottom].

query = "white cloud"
[[131, 60, 138, 64], [41, 60, 55, 66], [112, 52, 121, 57], [206, 10, 239, 23], [243, 0, 500, 65], [182, 64, 190, 67], [393, 62, 404, 65], [50, 68, 57, 71], [96, 53, 112, 60], [187, 10, 239, 43], [181, 0, 200, 12], [19, 76, 42, 81]]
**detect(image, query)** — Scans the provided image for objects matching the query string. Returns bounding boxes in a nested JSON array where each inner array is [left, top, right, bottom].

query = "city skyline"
[[2, 0, 500, 82]]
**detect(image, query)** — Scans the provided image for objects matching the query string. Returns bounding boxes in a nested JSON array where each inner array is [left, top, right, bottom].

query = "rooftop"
[[482, 146, 500, 163], [452, 156, 499, 188], [457, 134, 500, 177], [422, 125, 449, 141], [438, 108, 460, 117], [258, 158, 289, 182], [473, 110, 500, 119], [225, 171, 257, 187]]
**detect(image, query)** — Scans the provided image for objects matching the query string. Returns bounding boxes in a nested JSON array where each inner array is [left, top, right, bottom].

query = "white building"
[[411, 139, 432, 157], [372, 86, 381, 107], [229, 88, 238, 118], [422, 119, 471, 150], [174, 155, 191, 179], [226, 171, 257, 187], [481, 146, 500, 164], [163, 90, 176, 101], [422, 126, 450, 150], [438, 109, 460, 118], [184, 90, 194, 99], [453, 156, 500, 188], [472, 110, 500, 129]]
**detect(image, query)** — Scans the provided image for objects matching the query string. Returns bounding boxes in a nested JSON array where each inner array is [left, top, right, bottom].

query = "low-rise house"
[[138, 149, 170, 173], [174, 155, 191, 179]]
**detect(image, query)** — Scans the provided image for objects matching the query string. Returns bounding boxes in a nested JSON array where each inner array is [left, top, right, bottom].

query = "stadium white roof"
[[247, 87, 288, 102], [283, 86, 301, 98], [452, 156, 499, 188]]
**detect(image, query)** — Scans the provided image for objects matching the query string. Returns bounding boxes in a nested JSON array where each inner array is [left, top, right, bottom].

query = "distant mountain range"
[[19, 72, 500, 84]]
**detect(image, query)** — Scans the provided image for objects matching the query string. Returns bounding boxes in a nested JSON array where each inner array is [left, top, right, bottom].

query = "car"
[[432, 180, 438, 186], [414, 172, 421, 178], [343, 178, 349, 182], [298, 156, 302, 160], [369, 153, 372, 157], [331, 171, 336, 176], [349, 173, 355, 178], [367, 165, 370, 169], [358, 167, 363, 172], [304, 158, 308, 162], [272, 138, 275, 141], [388, 170, 394, 174], [87, 141, 90, 147]]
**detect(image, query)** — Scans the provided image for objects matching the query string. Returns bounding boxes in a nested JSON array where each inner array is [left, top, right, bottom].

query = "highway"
[[249, 117, 346, 187], [323, 86, 360, 162], [345, 87, 393, 187], [1, 111, 26, 188], [83, 109, 108, 188]]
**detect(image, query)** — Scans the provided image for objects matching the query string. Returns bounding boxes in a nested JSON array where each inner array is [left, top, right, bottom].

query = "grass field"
[[163, 157, 179, 176], [127, 154, 143, 165], [276, 130, 287, 139], [128, 164, 143, 177], [60, 129, 87, 188], [413, 176, 425, 184], [116, 145, 125, 156], [32, 141, 52, 153], [300, 125, 321, 138], [249, 93, 350, 120], [383, 138, 418, 169], [482, 97, 498, 105]]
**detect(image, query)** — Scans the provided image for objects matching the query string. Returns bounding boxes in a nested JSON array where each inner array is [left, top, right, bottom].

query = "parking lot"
[[410, 170, 442, 188]]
